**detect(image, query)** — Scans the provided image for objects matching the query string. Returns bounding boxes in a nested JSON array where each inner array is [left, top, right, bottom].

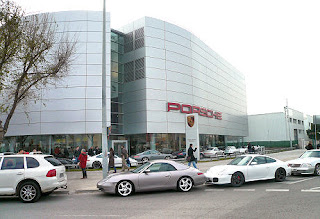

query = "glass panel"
[[44, 156, 63, 166], [27, 157, 40, 168], [1, 157, 24, 170]]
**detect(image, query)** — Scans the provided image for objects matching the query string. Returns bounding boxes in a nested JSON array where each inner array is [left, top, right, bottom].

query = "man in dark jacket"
[[187, 144, 198, 169], [74, 146, 81, 163], [88, 147, 94, 156]]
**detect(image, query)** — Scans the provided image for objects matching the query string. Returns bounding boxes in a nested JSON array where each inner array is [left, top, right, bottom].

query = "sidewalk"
[[56, 149, 305, 194]]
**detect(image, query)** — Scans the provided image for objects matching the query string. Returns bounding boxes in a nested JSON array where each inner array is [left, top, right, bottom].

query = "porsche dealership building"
[[0, 11, 248, 156]]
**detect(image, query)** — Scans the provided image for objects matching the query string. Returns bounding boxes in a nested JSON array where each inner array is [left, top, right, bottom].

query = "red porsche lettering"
[[167, 102, 222, 120]]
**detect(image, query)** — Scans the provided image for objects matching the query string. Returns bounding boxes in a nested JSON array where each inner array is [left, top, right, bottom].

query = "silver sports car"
[[97, 160, 205, 196]]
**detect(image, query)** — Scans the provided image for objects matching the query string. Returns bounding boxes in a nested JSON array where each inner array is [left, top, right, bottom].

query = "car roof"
[[148, 159, 189, 170]]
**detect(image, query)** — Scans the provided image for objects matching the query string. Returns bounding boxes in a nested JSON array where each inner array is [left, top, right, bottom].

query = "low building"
[[244, 108, 312, 148]]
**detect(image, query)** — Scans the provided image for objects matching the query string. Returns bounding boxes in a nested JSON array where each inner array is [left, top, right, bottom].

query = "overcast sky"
[[15, 0, 320, 116]]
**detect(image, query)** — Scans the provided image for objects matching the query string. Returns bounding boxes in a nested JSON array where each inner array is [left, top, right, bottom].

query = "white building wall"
[[121, 17, 248, 137], [244, 113, 287, 142], [244, 109, 309, 143], [1, 11, 111, 136]]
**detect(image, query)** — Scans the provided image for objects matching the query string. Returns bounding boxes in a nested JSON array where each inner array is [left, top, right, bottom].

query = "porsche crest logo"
[[187, 115, 195, 127]]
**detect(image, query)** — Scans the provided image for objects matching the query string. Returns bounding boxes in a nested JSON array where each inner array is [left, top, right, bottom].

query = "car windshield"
[[132, 162, 150, 173], [300, 151, 320, 158], [228, 156, 252, 166]]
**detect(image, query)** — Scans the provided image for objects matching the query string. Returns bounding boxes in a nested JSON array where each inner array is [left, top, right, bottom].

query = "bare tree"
[[0, 0, 76, 135]]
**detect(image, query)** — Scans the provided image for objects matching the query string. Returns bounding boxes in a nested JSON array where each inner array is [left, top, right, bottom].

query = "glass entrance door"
[[112, 140, 128, 157]]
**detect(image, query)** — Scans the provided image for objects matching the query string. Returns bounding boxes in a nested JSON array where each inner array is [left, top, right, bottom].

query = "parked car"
[[172, 149, 186, 159], [203, 147, 225, 158], [205, 154, 290, 187], [132, 150, 173, 163], [56, 157, 78, 169], [287, 150, 320, 175], [0, 154, 67, 202], [97, 160, 206, 196], [239, 147, 248, 154], [87, 153, 138, 169], [224, 146, 240, 155]]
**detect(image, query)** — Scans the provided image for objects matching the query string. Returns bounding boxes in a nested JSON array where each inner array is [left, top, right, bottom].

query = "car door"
[[138, 163, 172, 191], [247, 156, 270, 181], [0, 156, 25, 195], [150, 150, 161, 160]]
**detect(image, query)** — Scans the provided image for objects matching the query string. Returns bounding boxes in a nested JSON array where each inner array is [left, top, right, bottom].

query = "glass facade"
[[0, 134, 102, 158], [127, 133, 228, 155], [111, 30, 124, 135]]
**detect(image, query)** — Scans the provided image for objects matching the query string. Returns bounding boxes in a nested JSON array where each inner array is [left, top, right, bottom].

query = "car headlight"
[[301, 163, 312, 168]]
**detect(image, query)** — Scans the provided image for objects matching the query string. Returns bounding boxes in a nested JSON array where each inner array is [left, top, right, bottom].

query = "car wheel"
[[231, 172, 245, 187], [92, 161, 102, 169], [178, 176, 193, 192], [165, 156, 170, 160], [275, 168, 286, 182], [314, 164, 320, 176], [141, 157, 149, 163], [116, 180, 134, 197], [18, 181, 41, 203]]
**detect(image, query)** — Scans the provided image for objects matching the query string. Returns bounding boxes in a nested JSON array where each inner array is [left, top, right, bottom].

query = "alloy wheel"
[[275, 168, 286, 181], [315, 164, 320, 176], [178, 177, 193, 192], [20, 185, 37, 202], [231, 172, 244, 186], [117, 181, 133, 197]]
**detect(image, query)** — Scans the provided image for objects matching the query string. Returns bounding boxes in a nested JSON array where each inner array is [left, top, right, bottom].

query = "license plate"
[[292, 169, 297, 171], [60, 173, 64, 178]]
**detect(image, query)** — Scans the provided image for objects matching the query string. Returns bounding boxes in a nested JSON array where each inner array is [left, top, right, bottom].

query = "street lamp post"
[[102, 0, 109, 179]]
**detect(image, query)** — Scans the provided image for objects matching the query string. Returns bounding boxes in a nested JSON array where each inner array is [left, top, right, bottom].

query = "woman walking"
[[78, 149, 88, 179], [108, 148, 117, 173]]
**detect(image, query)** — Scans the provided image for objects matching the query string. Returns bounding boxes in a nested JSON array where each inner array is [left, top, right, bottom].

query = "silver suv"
[[0, 154, 67, 202]]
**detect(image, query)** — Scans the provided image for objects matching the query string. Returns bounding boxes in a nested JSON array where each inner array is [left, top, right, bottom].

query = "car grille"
[[288, 164, 301, 168]]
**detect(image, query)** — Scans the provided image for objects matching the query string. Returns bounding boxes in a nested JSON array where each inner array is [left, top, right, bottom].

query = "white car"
[[203, 147, 224, 158], [0, 154, 67, 203], [87, 153, 138, 169], [287, 150, 320, 175], [205, 154, 291, 187], [224, 146, 240, 155]]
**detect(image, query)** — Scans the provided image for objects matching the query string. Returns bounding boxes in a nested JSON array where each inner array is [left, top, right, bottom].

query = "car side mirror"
[[251, 161, 258, 165], [143, 169, 151, 174]]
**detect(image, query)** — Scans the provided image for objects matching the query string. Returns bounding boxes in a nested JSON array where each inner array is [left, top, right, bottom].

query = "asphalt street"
[[1, 174, 320, 219]]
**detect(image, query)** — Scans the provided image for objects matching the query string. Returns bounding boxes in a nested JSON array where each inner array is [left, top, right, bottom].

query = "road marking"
[[205, 189, 225, 192], [59, 215, 126, 217], [266, 189, 289, 192], [285, 177, 316, 185], [301, 190, 320, 193], [234, 189, 255, 192]]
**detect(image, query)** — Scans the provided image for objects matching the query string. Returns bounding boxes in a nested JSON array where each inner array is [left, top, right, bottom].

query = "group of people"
[[76, 145, 130, 179]]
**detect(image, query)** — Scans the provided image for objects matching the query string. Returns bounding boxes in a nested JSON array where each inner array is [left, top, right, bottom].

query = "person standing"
[[88, 146, 94, 156], [108, 148, 116, 173], [74, 146, 81, 163], [247, 142, 252, 153], [78, 149, 88, 179], [121, 145, 130, 172], [187, 144, 198, 169]]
